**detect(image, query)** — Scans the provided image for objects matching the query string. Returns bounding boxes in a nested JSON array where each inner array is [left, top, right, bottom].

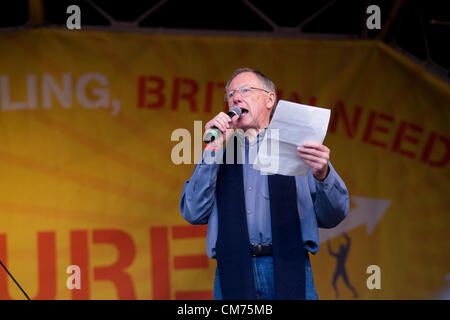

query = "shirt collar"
[[235, 128, 267, 147]]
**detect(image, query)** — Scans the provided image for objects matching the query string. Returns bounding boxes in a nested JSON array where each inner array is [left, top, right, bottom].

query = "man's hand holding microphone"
[[203, 106, 242, 150]]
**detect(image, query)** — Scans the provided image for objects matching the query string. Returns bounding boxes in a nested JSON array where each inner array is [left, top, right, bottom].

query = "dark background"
[[1, 0, 449, 81]]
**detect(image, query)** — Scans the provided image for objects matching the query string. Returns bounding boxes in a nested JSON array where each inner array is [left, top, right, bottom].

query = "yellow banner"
[[0, 29, 449, 300]]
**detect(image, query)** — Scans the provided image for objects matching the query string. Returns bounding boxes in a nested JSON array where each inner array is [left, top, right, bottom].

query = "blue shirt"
[[180, 131, 349, 258]]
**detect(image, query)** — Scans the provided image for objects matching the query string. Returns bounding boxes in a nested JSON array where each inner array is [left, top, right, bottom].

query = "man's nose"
[[232, 91, 243, 104]]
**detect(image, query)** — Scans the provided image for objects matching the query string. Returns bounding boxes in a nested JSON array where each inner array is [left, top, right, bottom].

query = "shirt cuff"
[[314, 162, 337, 191]]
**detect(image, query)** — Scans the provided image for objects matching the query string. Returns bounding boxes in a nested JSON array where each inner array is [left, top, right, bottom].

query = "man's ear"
[[266, 92, 275, 110]]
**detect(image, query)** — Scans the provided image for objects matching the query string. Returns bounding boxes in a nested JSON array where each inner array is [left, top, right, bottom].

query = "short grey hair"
[[225, 67, 278, 119]]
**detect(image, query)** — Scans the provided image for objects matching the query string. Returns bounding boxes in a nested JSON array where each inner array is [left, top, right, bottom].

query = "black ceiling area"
[[1, 0, 449, 81]]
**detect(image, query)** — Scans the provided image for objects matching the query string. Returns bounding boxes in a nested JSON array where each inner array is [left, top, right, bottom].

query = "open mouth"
[[240, 107, 249, 115]]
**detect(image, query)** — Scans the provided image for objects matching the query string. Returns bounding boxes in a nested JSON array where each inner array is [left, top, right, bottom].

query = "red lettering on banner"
[[93, 229, 136, 299], [328, 101, 448, 168], [276, 90, 299, 103], [35, 232, 57, 300], [204, 81, 227, 113], [138, 76, 165, 109], [362, 111, 394, 148], [329, 101, 362, 138], [70, 230, 89, 299], [0, 232, 56, 300], [0, 227, 212, 300], [138, 75, 449, 169], [0, 234, 12, 299], [309, 96, 317, 106], [172, 225, 207, 238], [173, 255, 209, 269], [276, 89, 283, 100], [276, 89, 316, 107], [204, 81, 214, 113], [392, 121, 424, 159], [175, 291, 212, 300], [287, 92, 302, 103], [150, 226, 170, 299], [149, 225, 211, 299], [171, 77, 199, 112], [172, 225, 208, 269], [421, 132, 450, 167], [171, 225, 211, 300]]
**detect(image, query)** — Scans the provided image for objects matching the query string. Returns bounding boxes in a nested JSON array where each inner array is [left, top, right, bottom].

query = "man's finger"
[[219, 113, 232, 124], [302, 142, 330, 153], [216, 119, 228, 131], [297, 147, 329, 161], [302, 141, 321, 148], [297, 152, 328, 166]]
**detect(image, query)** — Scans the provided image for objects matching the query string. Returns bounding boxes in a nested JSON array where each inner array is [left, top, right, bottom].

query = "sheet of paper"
[[253, 100, 331, 176]]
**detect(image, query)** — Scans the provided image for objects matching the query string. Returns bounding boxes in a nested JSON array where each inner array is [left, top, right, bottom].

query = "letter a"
[[366, 265, 381, 290], [366, 5, 381, 30], [66, 5, 81, 30], [171, 129, 192, 164], [66, 265, 81, 290]]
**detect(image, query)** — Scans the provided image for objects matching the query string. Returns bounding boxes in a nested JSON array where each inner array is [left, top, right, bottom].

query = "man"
[[180, 68, 349, 300]]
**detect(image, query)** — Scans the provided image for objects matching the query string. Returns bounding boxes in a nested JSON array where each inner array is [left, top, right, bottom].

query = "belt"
[[250, 243, 272, 257]]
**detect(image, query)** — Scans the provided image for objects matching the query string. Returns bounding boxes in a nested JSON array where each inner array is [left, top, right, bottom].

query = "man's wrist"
[[201, 143, 224, 165], [204, 138, 225, 151], [204, 144, 221, 151], [314, 166, 330, 181]]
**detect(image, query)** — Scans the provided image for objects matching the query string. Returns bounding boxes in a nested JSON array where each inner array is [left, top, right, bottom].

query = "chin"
[[235, 123, 250, 132], [236, 117, 252, 131]]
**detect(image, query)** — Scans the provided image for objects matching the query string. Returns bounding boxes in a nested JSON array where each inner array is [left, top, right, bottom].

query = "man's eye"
[[241, 88, 251, 94]]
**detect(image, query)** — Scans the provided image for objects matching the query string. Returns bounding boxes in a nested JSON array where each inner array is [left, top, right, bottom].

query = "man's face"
[[226, 72, 274, 131]]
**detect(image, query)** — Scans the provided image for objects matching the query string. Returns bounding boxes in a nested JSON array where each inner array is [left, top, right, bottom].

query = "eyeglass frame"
[[224, 85, 271, 102]]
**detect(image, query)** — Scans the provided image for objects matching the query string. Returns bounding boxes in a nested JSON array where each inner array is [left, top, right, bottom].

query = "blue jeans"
[[213, 253, 319, 300]]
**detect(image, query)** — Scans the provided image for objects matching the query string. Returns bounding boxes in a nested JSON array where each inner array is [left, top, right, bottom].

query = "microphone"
[[203, 106, 242, 143]]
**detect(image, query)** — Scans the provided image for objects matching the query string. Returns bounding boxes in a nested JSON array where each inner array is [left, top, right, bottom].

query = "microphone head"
[[229, 105, 242, 118]]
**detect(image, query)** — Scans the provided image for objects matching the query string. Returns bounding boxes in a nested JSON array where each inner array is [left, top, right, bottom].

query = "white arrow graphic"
[[319, 196, 391, 243]]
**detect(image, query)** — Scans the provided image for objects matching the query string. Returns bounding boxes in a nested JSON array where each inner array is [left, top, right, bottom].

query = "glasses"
[[224, 86, 270, 102]]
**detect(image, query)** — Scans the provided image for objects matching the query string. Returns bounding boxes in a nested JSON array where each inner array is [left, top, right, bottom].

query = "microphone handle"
[[203, 127, 221, 143]]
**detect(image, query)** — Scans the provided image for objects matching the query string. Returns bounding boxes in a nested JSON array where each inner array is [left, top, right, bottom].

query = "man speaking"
[[180, 68, 349, 300]]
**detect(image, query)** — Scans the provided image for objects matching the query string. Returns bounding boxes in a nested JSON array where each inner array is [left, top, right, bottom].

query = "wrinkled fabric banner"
[[0, 29, 448, 299]]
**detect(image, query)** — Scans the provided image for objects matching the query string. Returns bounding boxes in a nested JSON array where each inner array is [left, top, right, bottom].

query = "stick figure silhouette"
[[327, 233, 358, 299]]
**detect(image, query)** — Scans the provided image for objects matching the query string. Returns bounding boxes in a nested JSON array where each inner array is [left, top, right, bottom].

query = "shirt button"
[[247, 209, 252, 214], [248, 187, 252, 191]]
